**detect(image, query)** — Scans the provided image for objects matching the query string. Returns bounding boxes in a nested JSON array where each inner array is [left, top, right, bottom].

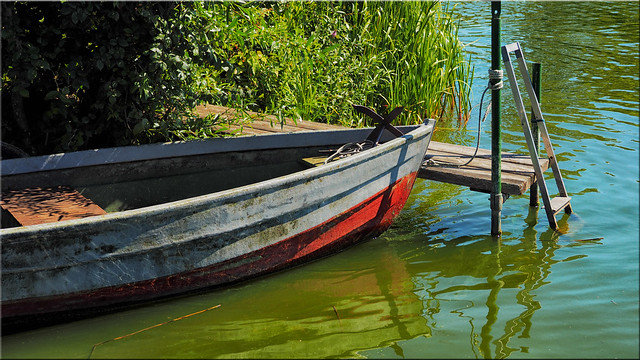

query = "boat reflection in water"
[[86, 239, 431, 358]]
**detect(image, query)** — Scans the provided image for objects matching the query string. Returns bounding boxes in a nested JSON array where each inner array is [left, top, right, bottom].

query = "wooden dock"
[[420, 142, 548, 196], [195, 105, 546, 197]]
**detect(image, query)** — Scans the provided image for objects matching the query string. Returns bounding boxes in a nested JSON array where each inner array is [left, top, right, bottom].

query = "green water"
[[2, 2, 638, 358]]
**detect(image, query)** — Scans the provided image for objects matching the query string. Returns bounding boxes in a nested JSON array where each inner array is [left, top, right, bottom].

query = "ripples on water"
[[1, 2, 638, 359]]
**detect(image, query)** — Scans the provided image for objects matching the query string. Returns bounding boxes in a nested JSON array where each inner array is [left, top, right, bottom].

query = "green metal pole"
[[490, 1, 502, 236], [529, 62, 541, 207]]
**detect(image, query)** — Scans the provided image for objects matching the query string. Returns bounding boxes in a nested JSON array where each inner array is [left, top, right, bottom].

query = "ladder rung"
[[549, 196, 571, 215]]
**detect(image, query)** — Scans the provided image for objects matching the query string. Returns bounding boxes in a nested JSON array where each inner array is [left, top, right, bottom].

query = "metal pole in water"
[[529, 62, 542, 206], [490, 1, 502, 236]]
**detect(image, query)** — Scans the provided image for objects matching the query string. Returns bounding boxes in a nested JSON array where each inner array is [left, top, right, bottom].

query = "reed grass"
[[348, 1, 473, 125], [189, 1, 472, 135]]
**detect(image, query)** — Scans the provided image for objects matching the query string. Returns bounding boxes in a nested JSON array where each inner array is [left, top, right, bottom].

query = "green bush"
[[1, 2, 220, 155]]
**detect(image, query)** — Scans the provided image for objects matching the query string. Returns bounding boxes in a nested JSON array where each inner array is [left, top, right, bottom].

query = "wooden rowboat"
[[1, 118, 435, 331]]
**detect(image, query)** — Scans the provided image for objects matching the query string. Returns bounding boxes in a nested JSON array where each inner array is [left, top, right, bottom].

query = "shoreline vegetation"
[[1, 1, 472, 156]]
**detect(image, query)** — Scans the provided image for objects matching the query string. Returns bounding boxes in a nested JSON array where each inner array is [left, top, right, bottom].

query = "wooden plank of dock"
[[195, 104, 340, 135], [194, 105, 545, 197], [420, 142, 548, 196]]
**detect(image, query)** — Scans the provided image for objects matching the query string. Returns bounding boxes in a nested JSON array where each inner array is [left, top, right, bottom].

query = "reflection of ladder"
[[502, 42, 572, 229]]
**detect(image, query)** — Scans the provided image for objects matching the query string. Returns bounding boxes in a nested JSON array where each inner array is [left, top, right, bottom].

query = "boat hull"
[[1, 121, 435, 329]]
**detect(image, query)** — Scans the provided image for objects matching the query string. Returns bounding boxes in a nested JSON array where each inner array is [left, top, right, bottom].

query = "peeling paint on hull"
[[1, 121, 435, 329]]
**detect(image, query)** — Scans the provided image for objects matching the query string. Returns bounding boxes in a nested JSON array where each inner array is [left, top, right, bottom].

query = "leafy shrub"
[[1, 2, 220, 155], [190, 1, 472, 127]]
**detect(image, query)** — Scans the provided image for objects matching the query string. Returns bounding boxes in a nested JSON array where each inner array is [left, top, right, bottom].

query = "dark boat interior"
[[1, 145, 340, 229]]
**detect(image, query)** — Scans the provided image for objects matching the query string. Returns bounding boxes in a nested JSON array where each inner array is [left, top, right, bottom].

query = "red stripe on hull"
[[2, 172, 418, 324]]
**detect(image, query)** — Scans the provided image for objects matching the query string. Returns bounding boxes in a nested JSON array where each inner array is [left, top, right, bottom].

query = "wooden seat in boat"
[[1, 185, 106, 226]]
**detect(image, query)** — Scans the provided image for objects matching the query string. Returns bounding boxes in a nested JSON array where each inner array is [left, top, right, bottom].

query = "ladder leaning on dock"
[[501, 42, 572, 229]]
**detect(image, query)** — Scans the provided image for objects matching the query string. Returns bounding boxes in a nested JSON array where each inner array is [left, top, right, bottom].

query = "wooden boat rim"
[[1, 126, 421, 176]]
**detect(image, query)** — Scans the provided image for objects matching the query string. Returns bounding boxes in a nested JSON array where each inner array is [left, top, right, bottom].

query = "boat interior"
[[1, 144, 342, 229]]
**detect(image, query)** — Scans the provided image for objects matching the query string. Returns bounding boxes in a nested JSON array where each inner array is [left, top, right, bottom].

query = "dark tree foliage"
[[1, 2, 215, 156]]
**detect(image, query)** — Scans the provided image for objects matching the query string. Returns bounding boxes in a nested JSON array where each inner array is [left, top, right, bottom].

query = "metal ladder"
[[502, 42, 572, 229]]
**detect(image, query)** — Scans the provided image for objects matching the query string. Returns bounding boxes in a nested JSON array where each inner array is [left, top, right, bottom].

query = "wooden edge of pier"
[[419, 141, 548, 196], [194, 104, 340, 135], [195, 104, 546, 197]]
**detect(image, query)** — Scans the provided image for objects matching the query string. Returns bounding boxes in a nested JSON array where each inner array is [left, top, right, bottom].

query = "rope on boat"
[[322, 104, 404, 165], [426, 69, 503, 168], [323, 140, 375, 165]]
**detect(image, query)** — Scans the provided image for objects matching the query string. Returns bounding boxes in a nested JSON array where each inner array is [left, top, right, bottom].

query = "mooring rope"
[[426, 68, 503, 168], [323, 140, 375, 165]]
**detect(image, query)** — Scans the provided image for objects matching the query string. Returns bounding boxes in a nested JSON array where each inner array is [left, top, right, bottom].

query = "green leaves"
[[347, 1, 472, 125], [1, 2, 218, 154], [197, 1, 472, 127], [132, 119, 149, 136]]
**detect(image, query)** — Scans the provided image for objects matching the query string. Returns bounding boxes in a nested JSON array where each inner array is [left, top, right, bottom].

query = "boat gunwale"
[[1, 126, 422, 176], [0, 122, 434, 238]]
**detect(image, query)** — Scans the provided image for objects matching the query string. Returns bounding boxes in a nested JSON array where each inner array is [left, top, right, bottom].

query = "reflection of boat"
[[1, 119, 435, 331], [84, 241, 432, 359]]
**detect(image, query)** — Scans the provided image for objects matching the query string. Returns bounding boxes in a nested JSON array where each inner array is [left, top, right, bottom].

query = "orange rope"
[[332, 305, 343, 326], [89, 304, 221, 359]]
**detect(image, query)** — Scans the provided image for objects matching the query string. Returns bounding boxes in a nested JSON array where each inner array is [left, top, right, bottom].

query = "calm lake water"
[[2, 1, 638, 358]]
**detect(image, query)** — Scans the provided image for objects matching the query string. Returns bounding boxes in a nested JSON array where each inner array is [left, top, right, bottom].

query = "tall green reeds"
[[348, 1, 473, 125], [189, 1, 472, 132]]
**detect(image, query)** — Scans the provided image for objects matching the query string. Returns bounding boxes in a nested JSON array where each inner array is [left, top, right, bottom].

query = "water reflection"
[[375, 202, 598, 359], [450, 1, 639, 155]]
